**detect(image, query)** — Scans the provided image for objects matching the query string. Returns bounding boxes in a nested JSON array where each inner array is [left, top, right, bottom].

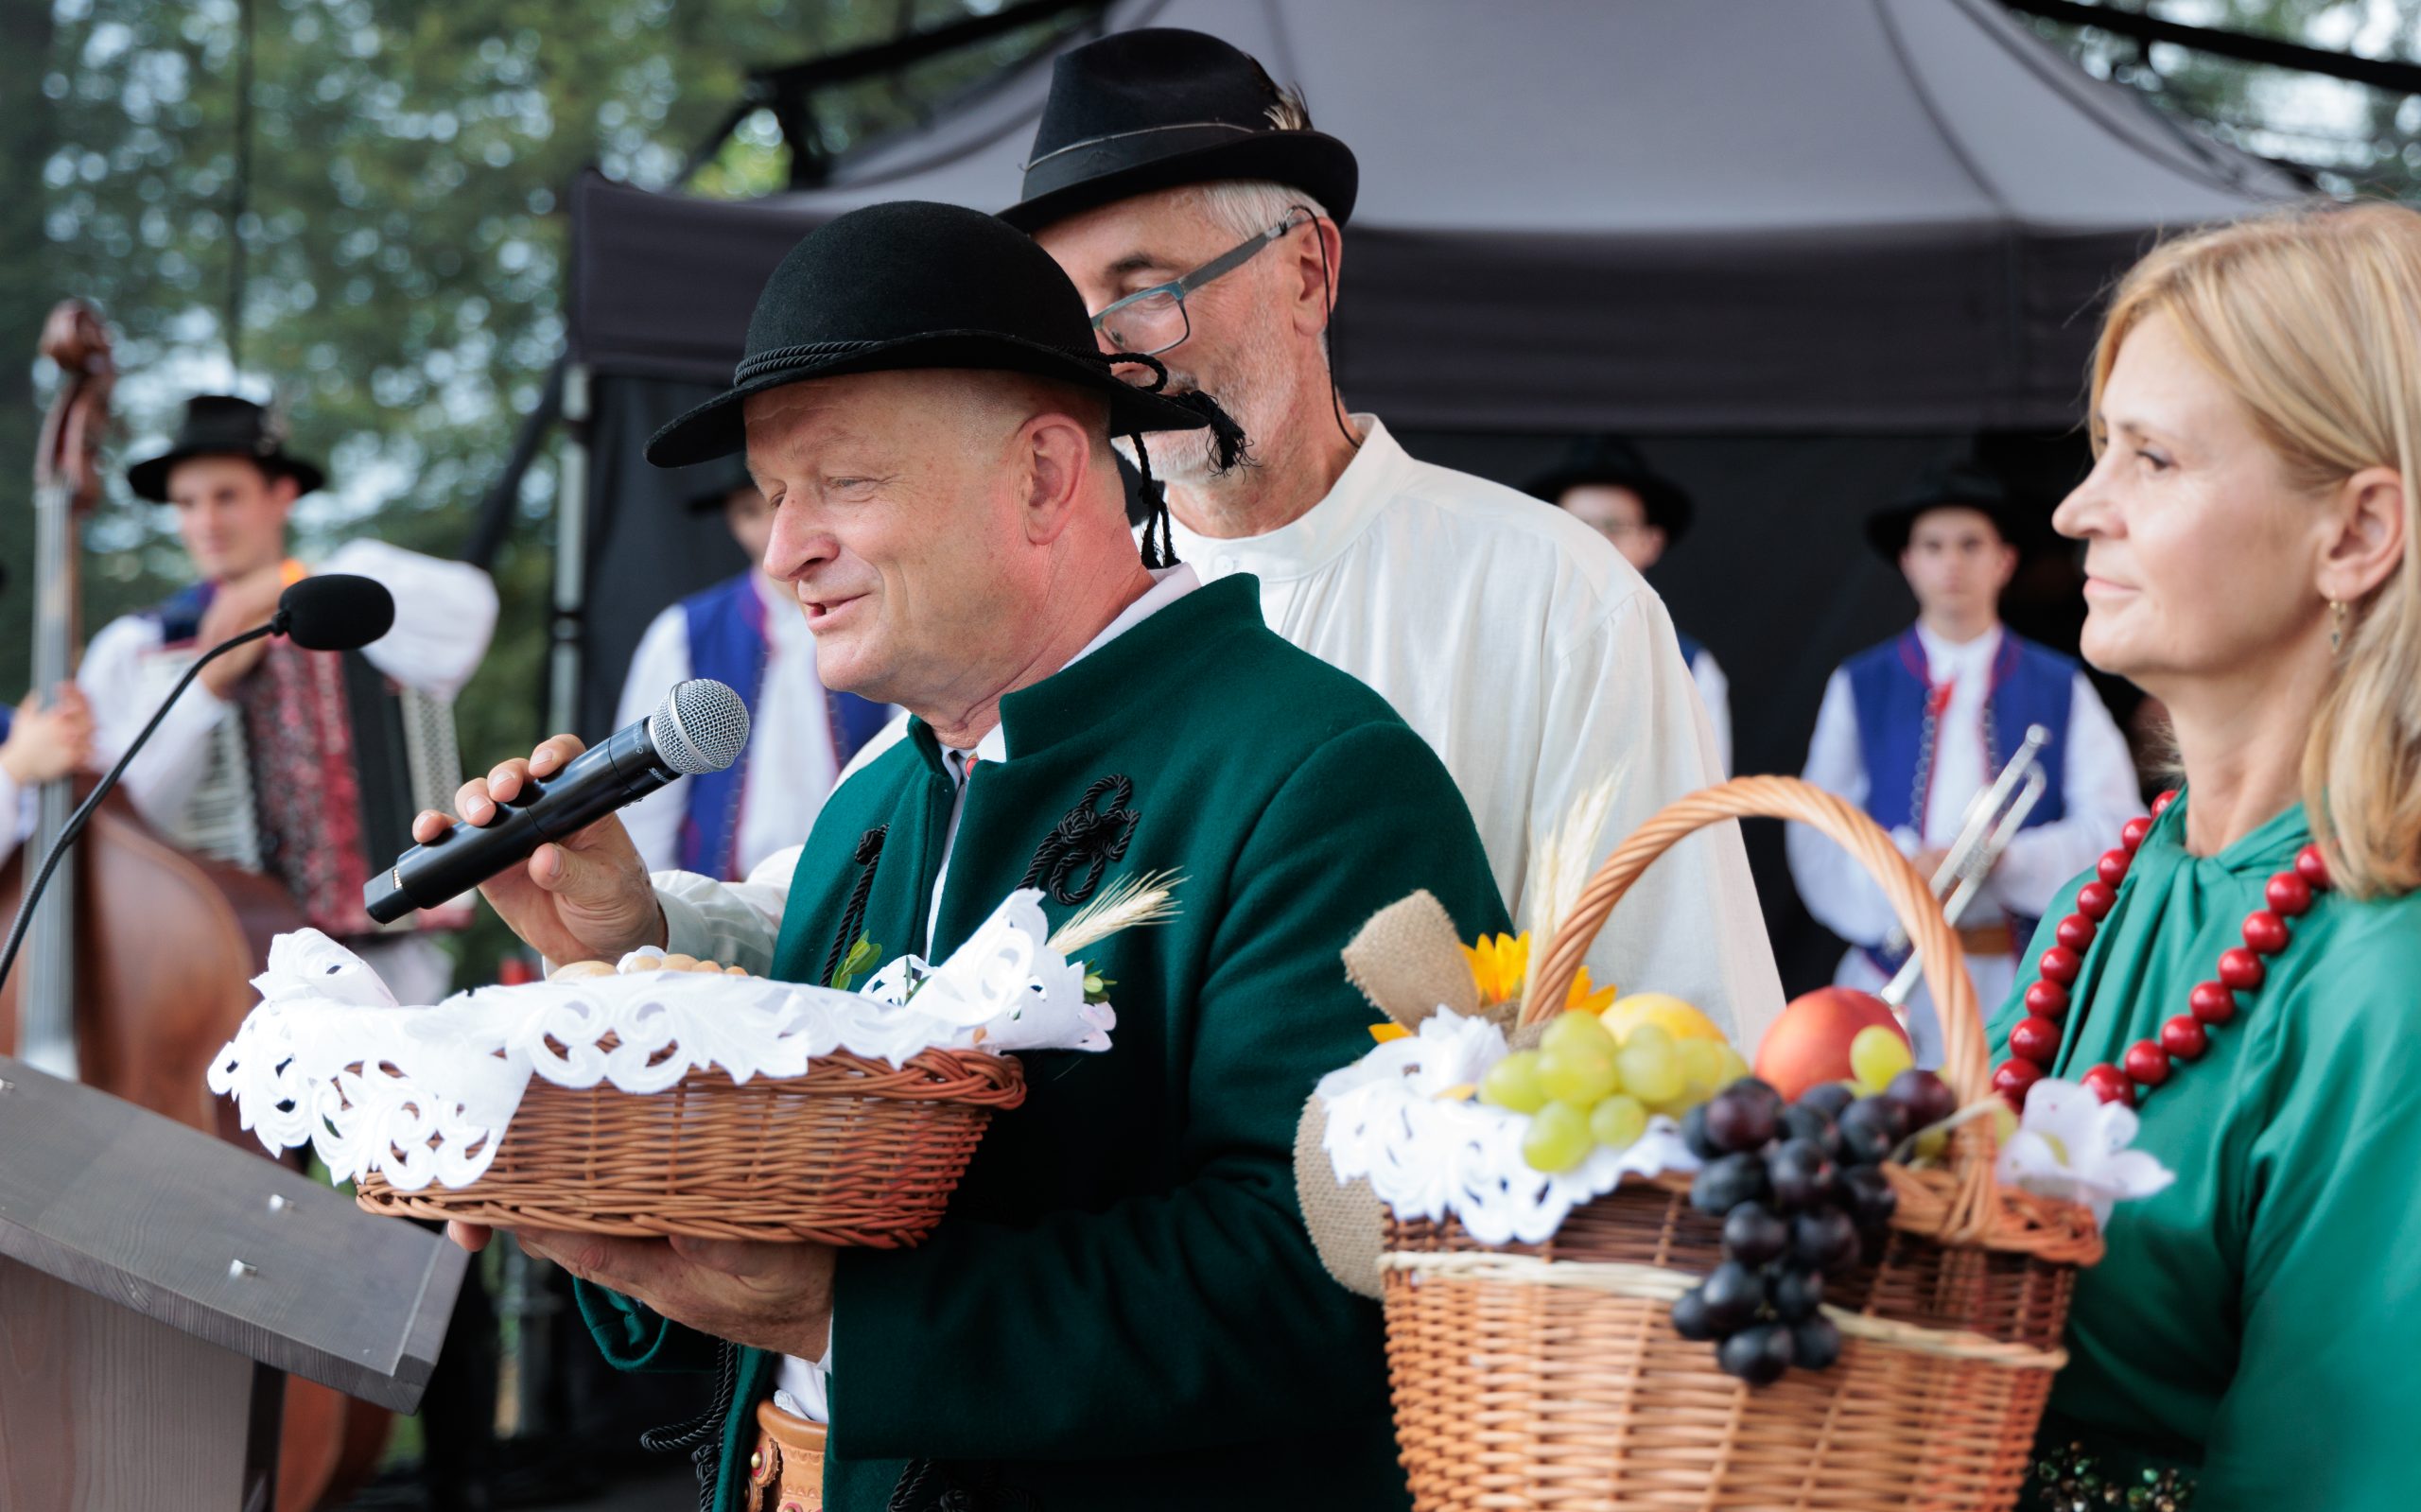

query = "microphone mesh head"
[[652, 679, 751, 775]]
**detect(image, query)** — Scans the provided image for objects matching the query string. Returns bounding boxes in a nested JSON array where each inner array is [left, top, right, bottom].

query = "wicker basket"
[[1380, 776, 2103, 1511], [356, 1044, 1025, 1246]]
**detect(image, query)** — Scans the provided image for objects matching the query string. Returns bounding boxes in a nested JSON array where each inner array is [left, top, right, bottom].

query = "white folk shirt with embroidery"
[[649, 565, 1200, 1426], [0, 541, 496, 1004], [614, 571, 845, 878], [1785, 621, 2142, 1060]]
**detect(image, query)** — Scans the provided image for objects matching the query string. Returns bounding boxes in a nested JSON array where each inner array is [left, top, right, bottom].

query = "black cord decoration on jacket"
[[822, 824, 889, 987], [636, 1338, 740, 1512], [1019, 774, 1140, 905]]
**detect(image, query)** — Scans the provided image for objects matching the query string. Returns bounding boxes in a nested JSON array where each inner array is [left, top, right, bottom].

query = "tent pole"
[[548, 363, 591, 738]]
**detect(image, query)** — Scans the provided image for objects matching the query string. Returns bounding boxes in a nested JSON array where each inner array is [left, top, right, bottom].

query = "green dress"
[[1986, 793, 2421, 1510], [577, 575, 1511, 1511]]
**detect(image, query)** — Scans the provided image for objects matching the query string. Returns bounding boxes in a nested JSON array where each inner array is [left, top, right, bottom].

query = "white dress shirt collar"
[[1165, 416, 1408, 582]]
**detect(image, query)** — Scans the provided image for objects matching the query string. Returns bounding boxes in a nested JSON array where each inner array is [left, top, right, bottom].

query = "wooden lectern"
[[0, 1053, 467, 1510]]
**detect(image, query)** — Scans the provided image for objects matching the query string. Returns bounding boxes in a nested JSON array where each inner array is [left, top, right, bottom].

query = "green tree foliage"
[[14, 0, 1077, 983], [2021, 0, 2421, 200]]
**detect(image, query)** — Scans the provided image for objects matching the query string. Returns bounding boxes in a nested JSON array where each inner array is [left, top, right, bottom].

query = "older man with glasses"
[[1013, 28, 1783, 1042]]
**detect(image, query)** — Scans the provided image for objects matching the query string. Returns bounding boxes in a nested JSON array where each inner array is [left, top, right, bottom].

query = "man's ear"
[[2316, 464, 2407, 608], [1019, 412, 1094, 546], [1291, 217, 1344, 338]]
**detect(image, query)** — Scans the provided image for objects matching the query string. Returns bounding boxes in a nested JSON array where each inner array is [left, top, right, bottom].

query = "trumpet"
[[1878, 723, 2052, 1010]]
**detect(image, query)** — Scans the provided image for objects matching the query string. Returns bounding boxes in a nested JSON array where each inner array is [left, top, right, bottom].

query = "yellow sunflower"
[[1565, 965, 1619, 1017], [1458, 932, 1618, 1014], [1461, 931, 1528, 1004]]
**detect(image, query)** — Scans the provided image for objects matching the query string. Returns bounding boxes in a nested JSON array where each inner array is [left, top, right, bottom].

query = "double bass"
[[0, 303, 391, 1511]]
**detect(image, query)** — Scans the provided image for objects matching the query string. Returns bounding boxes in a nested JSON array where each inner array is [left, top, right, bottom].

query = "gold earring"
[[2331, 599, 2347, 653]]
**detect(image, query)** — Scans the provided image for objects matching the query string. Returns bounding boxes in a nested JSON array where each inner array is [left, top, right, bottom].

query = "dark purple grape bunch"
[[1669, 1069, 1953, 1385]]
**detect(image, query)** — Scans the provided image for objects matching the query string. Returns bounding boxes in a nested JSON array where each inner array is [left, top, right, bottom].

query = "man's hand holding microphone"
[[409, 732, 666, 968]]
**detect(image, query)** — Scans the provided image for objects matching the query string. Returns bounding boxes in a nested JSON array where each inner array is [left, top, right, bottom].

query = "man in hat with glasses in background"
[[425, 200, 1508, 1512], [613, 458, 893, 880], [1787, 461, 2139, 1061], [1012, 28, 1782, 1045], [71, 394, 496, 1005], [1526, 435, 1731, 773]]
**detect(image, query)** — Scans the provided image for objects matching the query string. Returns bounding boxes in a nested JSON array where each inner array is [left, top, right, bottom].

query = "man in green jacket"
[[421, 200, 1508, 1510]]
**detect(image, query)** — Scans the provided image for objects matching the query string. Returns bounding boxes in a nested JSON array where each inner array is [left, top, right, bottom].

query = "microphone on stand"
[[0, 574, 397, 992], [362, 678, 750, 925]]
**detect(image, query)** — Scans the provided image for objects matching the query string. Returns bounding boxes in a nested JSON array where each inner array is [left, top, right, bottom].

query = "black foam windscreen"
[[279, 573, 396, 652]]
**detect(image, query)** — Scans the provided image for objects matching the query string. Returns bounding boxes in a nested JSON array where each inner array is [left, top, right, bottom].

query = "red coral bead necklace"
[[1992, 789, 2335, 1108]]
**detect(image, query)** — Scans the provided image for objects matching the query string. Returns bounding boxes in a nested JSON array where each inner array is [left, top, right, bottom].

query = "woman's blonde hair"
[[2090, 201, 2421, 897]]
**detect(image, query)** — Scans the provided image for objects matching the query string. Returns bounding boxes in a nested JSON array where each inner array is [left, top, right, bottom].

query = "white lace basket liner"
[[210, 889, 1114, 1243], [1316, 1013, 1703, 1247]]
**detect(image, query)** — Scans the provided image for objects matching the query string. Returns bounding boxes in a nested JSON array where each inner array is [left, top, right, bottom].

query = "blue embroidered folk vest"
[[676, 572, 892, 879], [1843, 627, 2075, 966]]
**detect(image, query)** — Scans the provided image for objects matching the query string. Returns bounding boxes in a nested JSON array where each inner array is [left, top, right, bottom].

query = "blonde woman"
[[1984, 202, 2421, 1508]]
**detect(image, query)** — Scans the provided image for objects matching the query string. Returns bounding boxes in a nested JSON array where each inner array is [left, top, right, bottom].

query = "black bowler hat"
[[1864, 461, 2027, 559], [646, 200, 1217, 468], [999, 28, 1359, 235], [126, 394, 325, 503], [1522, 436, 1695, 545]]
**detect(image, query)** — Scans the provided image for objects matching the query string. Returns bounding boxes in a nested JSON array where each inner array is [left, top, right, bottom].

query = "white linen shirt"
[[1786, 621, 2142, 1059], [1689, 645, 1733, 777], [614, 572, 845, 879], [1171, 418, 1781, 1043]]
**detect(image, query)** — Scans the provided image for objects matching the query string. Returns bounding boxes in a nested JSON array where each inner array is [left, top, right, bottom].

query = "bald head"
[[742, 367, 1149, 742]]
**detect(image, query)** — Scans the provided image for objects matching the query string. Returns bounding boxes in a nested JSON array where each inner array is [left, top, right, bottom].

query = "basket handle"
[[1526, 776, 1991, 1114]]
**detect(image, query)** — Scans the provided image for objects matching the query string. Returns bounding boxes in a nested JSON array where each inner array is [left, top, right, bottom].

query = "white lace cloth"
[[208, 889, 1113, 1192], [1315, 1013, 1700, 1247]]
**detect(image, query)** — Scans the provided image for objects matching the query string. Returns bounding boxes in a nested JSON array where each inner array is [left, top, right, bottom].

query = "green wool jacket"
[[578, 574, 1509, 1511]]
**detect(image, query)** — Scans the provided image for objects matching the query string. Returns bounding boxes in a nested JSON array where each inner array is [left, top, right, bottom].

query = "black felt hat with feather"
[[1000, 28, 1359, 235]]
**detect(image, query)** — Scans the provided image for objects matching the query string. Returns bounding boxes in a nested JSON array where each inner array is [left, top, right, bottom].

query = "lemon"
[[1600, 992, 1727, 1045]]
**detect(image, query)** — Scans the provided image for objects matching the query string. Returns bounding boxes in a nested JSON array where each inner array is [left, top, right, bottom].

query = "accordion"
[[156, 636, 472, 938]]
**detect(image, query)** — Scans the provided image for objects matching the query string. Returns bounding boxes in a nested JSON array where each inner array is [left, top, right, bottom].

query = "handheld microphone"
[[0, 573, 399, 992], [362, 678, 750, 924]]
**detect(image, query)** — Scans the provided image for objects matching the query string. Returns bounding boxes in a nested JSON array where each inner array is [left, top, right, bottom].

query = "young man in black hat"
[[1011, 27, 1780, 1045], [1525, 434, 1731, 773], [85, 393, 497, 1003], [424, 200, 1507, 1512], [613, 459, 892, 879], [1786, 462, 2138, 1061]]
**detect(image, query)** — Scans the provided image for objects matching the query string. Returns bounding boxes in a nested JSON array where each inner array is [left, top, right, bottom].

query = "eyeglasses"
[[1089, 209, 1312, 357]]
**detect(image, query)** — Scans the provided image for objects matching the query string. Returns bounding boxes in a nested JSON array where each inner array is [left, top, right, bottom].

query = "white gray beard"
[[1123, 324, 1300, 487]]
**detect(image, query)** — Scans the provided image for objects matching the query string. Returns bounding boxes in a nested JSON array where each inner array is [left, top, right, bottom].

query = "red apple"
[[1752, 986, 1909, 1101]]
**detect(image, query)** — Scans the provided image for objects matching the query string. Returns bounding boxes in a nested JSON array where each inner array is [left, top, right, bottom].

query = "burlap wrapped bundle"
[[1295, 891, 1529, 1299]]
